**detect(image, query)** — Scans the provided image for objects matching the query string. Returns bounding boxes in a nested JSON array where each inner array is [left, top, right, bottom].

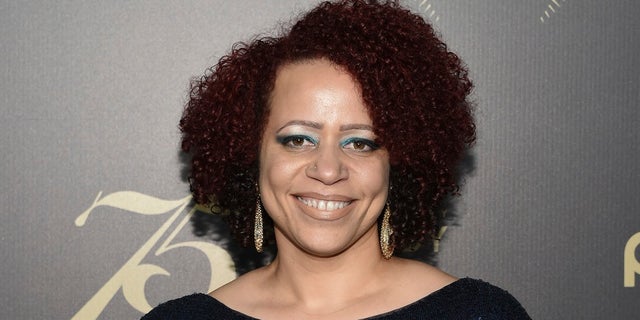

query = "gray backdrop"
[[2, 1, 639, 319]]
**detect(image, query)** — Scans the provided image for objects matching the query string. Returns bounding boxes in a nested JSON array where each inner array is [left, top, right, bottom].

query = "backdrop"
[[2, 1, 639, 319]]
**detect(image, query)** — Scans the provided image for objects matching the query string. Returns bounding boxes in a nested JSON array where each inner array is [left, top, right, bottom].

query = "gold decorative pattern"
[[72, 191, 236, 319], [624, 232, 640, 287], [433, 226, 447, 253], [540, 0, 567, 23], [414, 0, 440, 22]]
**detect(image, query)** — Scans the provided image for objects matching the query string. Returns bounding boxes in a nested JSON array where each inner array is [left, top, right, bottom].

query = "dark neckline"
[[201, 277, 474, 319]]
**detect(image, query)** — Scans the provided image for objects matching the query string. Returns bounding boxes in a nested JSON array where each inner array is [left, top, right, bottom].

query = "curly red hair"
[[181, 0, 475, 252]]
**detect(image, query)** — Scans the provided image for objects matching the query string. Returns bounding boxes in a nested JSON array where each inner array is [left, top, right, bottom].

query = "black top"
[[142, 278, 531, 319]]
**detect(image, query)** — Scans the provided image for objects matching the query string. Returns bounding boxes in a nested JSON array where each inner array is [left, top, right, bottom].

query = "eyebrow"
[[276, 120, 374, 133], [276, 120, 321, 133], [340, 124, 374, 131]]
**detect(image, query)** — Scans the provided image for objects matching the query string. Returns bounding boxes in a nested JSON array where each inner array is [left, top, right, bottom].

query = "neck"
[[264, 228, 393, 310]]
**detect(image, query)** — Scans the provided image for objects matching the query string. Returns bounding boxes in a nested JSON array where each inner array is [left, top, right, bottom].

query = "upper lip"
[[293, 192, 354, 202]]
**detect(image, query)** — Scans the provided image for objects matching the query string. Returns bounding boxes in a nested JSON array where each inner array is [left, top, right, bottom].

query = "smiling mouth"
[[296, 196, 351, 211]]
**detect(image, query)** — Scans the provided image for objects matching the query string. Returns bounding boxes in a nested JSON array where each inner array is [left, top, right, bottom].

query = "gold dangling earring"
[[380, 201, 394, 259], [254, 195, 264, 253]]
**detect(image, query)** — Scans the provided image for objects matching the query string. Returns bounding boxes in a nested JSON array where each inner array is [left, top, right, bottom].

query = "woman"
[[144, 0, 530, 319]]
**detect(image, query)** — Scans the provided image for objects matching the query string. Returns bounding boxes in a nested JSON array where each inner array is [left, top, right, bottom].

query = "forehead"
[[267, 59, 371, 125]]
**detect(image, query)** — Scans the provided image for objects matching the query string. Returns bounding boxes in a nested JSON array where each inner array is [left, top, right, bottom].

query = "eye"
[[341, 138, 379, 152], [276, 135, 317, 149], [351, 140, 368, 150]]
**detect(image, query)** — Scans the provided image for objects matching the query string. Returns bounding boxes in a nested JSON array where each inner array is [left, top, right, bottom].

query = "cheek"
[[366, 169, 390, 193], [259, 149, 302, 191], [353, 158, 390, 195]]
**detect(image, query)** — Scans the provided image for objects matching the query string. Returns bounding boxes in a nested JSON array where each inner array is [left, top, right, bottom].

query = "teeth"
[[297, 197, 350, 211]]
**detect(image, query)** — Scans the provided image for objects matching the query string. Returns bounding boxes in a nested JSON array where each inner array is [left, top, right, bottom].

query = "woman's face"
[[259, 59, 390, 257]]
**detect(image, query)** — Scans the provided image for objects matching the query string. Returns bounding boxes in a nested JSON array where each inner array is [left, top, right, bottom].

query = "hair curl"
[[181, 0, 475, 253]]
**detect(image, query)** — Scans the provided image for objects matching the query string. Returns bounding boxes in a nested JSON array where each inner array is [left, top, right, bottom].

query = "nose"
[[305, 145, 348, 184]]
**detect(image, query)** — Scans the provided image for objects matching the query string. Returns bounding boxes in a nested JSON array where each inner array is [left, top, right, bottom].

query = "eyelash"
[[340, 137, 380, 152], [276, 135, 379, 152], [276, 135, 317, 148]]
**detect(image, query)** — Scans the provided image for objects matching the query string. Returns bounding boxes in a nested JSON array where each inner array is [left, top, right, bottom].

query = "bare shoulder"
[[208, 266, 270, 310], [386, 257, 457, 298]]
